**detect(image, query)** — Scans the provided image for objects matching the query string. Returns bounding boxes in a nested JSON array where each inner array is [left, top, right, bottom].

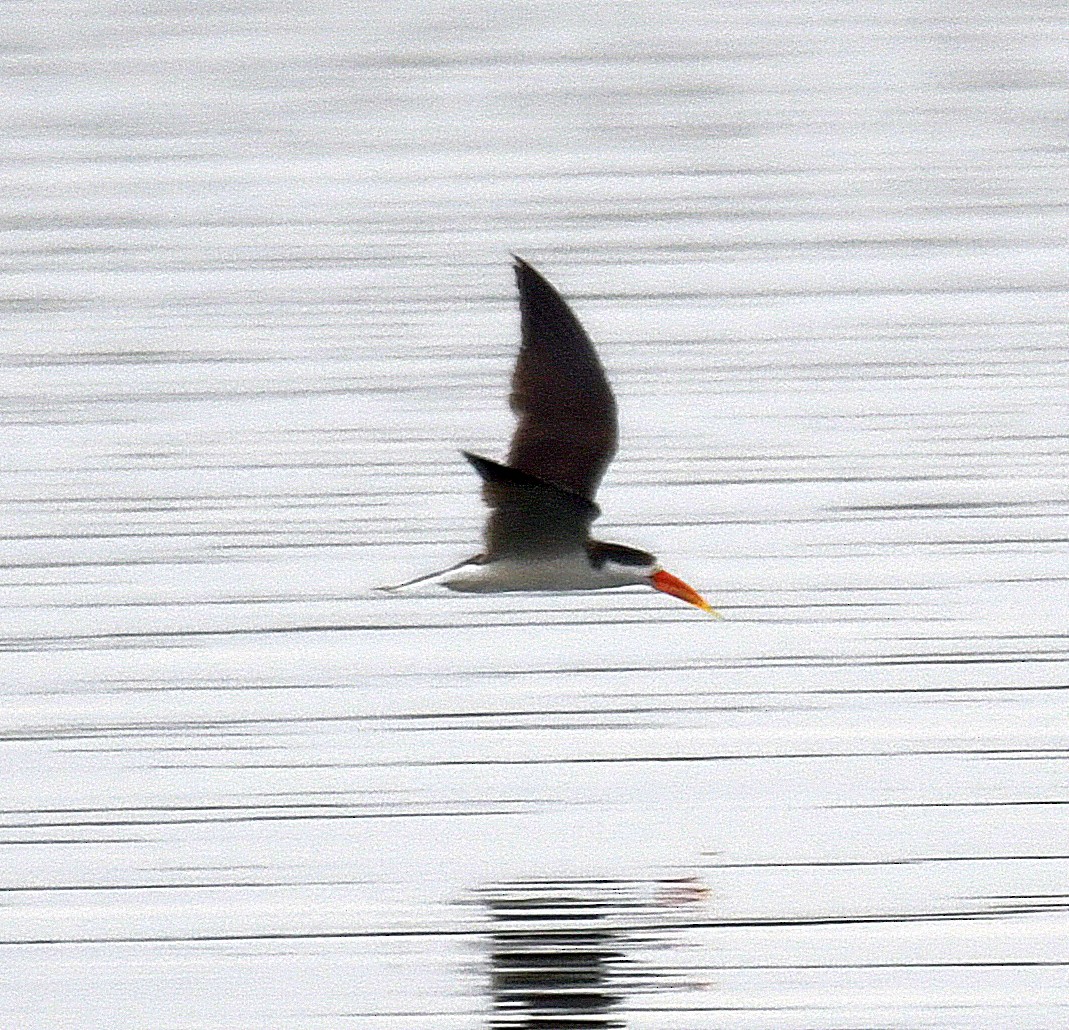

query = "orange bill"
[[650, 569, 722, 618]]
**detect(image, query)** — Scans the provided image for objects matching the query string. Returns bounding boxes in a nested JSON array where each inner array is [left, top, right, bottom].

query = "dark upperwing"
[[507, 257, 618, 502], [464, 452, 599, 559]]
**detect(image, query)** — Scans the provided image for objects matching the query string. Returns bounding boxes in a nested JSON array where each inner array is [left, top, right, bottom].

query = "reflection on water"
[[483, 878, 706, 1028]]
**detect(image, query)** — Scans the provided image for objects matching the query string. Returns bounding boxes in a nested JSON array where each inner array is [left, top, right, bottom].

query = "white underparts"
[[442, 555, 656, 593]]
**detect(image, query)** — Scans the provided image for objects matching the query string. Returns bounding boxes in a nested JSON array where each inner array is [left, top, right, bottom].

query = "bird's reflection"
[[481, 877, 706, 1028]]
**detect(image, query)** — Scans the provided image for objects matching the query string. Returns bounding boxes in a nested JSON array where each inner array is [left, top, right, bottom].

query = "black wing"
[[464, 452, 599, 559], [507, 257, 618, 501]]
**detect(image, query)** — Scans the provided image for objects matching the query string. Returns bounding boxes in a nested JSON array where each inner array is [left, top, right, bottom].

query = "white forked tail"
[[374, 557, 479, 593]]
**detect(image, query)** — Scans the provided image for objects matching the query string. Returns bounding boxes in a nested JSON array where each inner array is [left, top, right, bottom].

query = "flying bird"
[[384, 257, 719, 616]]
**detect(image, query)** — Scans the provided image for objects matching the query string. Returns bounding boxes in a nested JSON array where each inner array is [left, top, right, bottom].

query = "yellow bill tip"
[[650, 569, 721, 618]]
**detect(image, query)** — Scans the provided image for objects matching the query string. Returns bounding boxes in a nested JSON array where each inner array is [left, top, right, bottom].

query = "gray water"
[[2, 2, 1068, 1027]]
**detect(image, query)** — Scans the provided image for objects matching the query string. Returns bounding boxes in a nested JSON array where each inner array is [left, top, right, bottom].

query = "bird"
[[382, 257, 719, 616]]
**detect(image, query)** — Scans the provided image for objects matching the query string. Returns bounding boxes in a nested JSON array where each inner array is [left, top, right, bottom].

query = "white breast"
[[443, 556, 651, 593]]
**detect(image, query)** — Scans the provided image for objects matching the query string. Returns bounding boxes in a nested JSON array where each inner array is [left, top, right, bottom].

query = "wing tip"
[[462, 450, 525, 485], [511, 253, 554, 297], [461, 449, 484, 473]]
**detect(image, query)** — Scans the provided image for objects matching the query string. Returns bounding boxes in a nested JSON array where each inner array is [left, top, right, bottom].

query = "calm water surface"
[[2, 2, 1068, 1026]]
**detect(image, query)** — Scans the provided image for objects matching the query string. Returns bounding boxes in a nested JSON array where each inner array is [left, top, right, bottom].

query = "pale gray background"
[[2, 2, 1067, 1026]]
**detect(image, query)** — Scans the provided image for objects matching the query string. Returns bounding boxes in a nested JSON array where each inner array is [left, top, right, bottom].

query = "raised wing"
[[464, 452, 599, 559], [507, 257, 618, 501]]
